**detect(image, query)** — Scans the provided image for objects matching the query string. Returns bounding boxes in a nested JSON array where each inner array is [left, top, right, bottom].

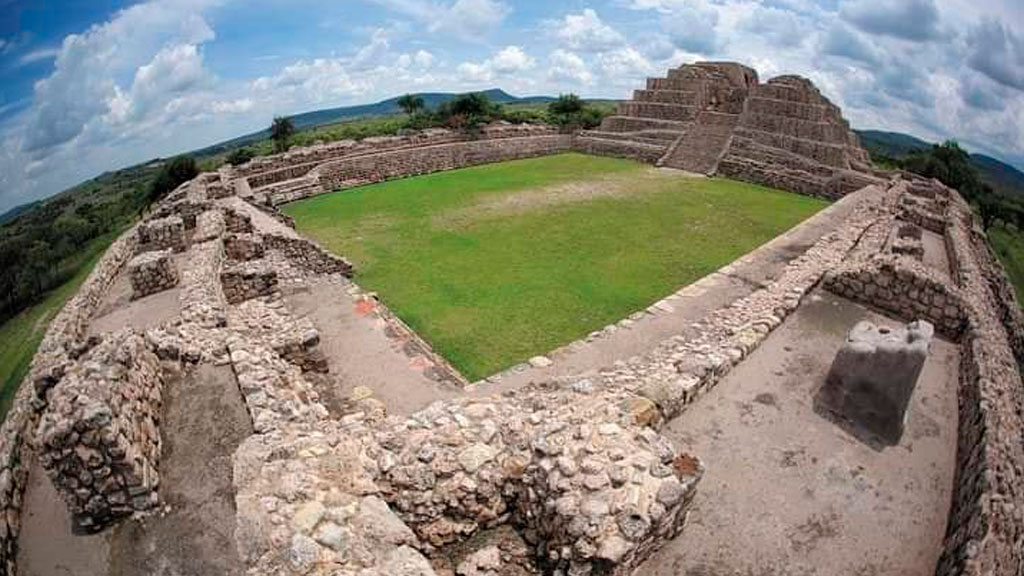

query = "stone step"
[[751, 83, 823, 104], [658, 113, 740, 174], [574, 135, 668, 164], [746, 96, 834, 122], [725, 137, 837, 179], [599, 115, 690, 133], [632, 89, 700, 106], [740, 112, 849, 144], [617, 102, 698, 122], [716, 155, 834, 199], [583, 131, 676, 147], [733, 127, 849, 168]]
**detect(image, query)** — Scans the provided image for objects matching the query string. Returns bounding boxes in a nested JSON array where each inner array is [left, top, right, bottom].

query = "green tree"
[[549, 93, 585, 116], [227, 147, 256, 166], [437, 93, 501, 132], [148, 156, 198, 203], [547, 94, 605, 130], [271, 116, 296, 152], [397, 93, 425, 116]]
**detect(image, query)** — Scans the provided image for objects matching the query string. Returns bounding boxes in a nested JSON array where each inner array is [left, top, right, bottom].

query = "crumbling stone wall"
[[128, 250, 179, 299], [221, 261, 279, 304], [934, 196, 1024, 576], [374, 389, 703, 576], [35, 330, 164, 533], [307, 135, 573, 204], [823, 254, 968, 337], [137, 216, 185, 253], [261, 235, 353, 276]]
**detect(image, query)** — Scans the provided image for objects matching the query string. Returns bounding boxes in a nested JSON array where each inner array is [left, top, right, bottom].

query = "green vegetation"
[[0, 232, 116, 420], [149, 155, 199, 203], [271, 116, 296, 152], [990, 224, 1024, 303], [285, 153, 825, 380], [547, 94, 606, 130], [0, 163, 157, 325]]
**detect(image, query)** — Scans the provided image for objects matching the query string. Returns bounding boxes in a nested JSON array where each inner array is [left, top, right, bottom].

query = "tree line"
[[1, 92, 604, 324], [892, 140, 1020, 231]]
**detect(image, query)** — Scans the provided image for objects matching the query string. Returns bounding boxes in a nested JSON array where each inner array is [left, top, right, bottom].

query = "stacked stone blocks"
[[34, 330, 164, 533], [137, 216, 185, 253], [221, 261, 279, 304], [128, 250, 179, 299]]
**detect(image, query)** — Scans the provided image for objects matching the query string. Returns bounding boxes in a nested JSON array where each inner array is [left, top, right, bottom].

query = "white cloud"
[[457, 45, 535, 83], [551, 9, 626, 53], [16, 47, 59, 66], [548, 49, 594, 85], [369, 0, 510, 39]]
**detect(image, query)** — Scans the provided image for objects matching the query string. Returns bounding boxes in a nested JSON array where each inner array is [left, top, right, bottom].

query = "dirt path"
[[107, 363, 251, 576], [472, 184, 869, 393], [640, 290, 959, 576], [287, 279, 461, 416]]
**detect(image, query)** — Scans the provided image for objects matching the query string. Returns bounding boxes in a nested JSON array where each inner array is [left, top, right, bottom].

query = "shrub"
[[397, 93, 426, 115], [437, 93, 502, 132], [227, 148, 256, 166]]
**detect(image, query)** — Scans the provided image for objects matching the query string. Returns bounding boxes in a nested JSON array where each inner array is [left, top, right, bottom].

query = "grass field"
[[990, 223, 1024, 302], [0, 233, 116, 420], [285, 153, 827, 380]]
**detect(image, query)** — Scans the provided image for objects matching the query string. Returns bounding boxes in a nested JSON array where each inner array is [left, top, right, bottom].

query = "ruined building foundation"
[[0, 61, 1021, 576]]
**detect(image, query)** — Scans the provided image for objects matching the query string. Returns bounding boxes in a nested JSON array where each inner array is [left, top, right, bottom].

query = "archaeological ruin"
[[1, 61, 1021, 576]]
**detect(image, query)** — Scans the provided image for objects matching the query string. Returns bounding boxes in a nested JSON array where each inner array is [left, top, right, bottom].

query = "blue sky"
[[0, 0, 1022, 212]]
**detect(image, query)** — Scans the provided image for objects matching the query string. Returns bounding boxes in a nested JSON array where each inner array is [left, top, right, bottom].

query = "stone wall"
[[221, 261, 279, 305], [307, 135, 573, 205], [261, 235, 353, 276], [35, 330, 164, 533], [128, 250, 179, 299], [0, 218, 141, 572], [137, 216, 185, 253], [933, 197, 1024, 576], [823, 254, 968, 337]]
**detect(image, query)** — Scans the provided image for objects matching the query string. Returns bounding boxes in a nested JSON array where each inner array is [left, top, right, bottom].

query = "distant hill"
[[0, 201, 40, 226], [856, 129, 1024, 202], [191, 88, 558, 157]]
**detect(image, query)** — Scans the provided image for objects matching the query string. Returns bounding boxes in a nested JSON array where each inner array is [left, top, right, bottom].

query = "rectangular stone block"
[[221, 261, 278, 304], [137, 215, 185, 253], [817, 320, 933, 445], [225, 233, 265, 261], [128, 250, 179, 299]]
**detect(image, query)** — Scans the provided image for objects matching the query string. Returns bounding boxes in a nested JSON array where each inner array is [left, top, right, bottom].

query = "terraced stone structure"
[[0, 60, 1022, 576], [581, 61, 882, 199]]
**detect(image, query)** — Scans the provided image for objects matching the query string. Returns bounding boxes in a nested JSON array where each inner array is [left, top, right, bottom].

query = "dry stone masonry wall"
[[4, 60, 1024, 576], [128, 250, 179, 299]]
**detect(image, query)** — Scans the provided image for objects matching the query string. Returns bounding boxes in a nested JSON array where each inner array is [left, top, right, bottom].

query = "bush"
[[227, 148, 256, 166], [437, 93, 502, 132], [547, 94, 608, 131]]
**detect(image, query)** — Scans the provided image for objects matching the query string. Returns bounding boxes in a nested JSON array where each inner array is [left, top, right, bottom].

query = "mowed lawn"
[[285, 153, 827, 380]]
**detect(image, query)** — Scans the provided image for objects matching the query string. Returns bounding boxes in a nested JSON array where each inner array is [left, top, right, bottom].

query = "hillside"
[[191, 88, 557, 157], [857, 129, 1024, 201]]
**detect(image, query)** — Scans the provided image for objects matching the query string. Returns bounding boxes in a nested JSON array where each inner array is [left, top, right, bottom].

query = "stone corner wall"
[[34, 329, 164, 533]]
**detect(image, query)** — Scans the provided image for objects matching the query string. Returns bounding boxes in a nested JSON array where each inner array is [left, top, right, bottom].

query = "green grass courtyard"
[[284, 153, 827, 380]]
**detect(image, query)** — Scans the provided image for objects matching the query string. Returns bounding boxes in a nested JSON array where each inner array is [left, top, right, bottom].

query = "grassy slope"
[[0, 233, 116, 419], [990, 224, 1024, 302], [285, 153, 826, 380]]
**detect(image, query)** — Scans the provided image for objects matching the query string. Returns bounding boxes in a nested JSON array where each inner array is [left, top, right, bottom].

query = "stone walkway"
[[473, 184, 868, 393], [640, 290, 958, 576]]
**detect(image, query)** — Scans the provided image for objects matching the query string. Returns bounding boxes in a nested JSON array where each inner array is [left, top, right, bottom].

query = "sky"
[[0, 0, 1022, 213]]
